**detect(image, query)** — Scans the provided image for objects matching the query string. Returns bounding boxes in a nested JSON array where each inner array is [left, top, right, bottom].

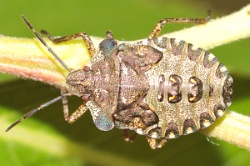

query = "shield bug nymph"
[[6, 12, 233, 150]]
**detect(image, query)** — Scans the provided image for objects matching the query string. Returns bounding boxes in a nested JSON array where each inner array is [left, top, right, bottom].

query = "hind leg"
[[149, 10, 211, 39], [146, 137, 167, 150]]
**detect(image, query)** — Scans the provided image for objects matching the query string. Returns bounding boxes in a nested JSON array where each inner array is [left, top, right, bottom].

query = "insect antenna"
[[21, 15, 72, 72], [6, 93, 71, 132]]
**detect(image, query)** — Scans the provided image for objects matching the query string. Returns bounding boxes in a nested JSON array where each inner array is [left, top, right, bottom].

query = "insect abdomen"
[[144, 37, 233, 139]]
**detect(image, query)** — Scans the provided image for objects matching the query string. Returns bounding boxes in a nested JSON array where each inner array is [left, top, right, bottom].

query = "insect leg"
[[65, 103, 89, 123], [122, 129, 137, 143], [149, 10, 211, 39], [61, 89, 88, 123], [146, 137, 166, 150], [41, 30, 96, 57]]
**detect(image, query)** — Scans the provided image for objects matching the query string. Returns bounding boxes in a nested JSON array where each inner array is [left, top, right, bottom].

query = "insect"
[[6, 12, 233, 149]]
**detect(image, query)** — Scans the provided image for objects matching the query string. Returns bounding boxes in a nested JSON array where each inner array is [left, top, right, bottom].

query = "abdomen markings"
[[144, 37, 233, 139]]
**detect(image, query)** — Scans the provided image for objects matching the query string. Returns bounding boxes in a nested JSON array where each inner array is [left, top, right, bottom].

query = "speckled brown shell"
[[113, 37, 233, 140]]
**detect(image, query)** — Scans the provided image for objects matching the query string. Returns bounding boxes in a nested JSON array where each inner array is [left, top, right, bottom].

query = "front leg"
[[41, 30, 96, 57], [61, 89, 88, 123]]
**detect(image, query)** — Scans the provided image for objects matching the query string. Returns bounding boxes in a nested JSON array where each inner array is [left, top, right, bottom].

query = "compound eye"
[[99, 38, 117, 55]]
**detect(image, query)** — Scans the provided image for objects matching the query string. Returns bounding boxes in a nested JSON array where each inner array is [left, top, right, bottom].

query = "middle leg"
[[122, 129, 137, 143]]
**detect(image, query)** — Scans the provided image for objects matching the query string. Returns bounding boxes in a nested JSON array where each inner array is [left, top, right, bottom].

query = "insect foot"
[[6, 13, 232, 150]]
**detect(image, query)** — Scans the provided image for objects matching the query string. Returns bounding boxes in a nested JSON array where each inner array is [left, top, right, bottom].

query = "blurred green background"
[[0, 0, 250, 166]]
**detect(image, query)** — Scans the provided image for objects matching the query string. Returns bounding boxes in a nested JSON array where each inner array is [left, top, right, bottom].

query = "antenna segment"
[[21, 16, 72, 72]]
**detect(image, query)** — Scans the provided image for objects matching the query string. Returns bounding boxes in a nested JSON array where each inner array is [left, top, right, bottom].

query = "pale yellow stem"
[[202, 111, 250, 150]]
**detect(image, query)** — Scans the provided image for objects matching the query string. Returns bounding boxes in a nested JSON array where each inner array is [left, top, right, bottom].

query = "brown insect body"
[[112, 38, 233, 141], [7, 13, 233, 149]]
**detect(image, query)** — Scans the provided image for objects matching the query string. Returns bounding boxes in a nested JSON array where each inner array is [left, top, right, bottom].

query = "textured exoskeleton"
[[7, 13, 233, 150]]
